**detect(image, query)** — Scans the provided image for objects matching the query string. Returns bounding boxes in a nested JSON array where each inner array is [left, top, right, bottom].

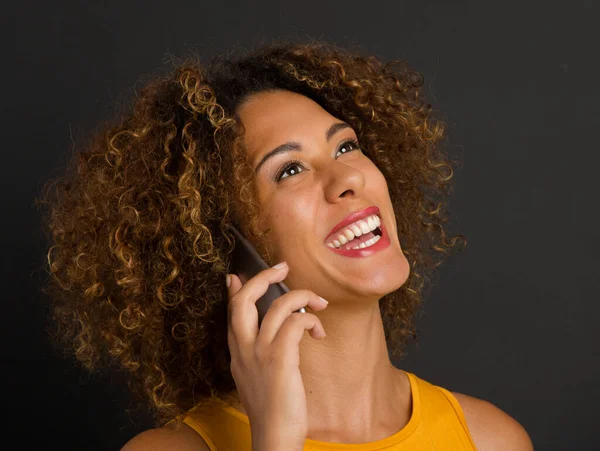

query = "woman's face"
[[236, 89, 409, 304]]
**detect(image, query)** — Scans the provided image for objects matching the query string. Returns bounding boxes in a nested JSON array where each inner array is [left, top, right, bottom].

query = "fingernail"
[[318, 296, 328, 305], [272, 261, 287, 269], [226, 274, 231, 288]]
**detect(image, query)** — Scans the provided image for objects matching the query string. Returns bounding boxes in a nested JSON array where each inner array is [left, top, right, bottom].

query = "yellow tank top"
[[173, 371, 477, 450]]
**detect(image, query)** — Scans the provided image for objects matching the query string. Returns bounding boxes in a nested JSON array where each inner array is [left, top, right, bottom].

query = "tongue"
[[342, 231, 375, 250]]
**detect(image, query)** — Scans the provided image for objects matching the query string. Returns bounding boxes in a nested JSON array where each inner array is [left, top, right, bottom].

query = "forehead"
[[236, 90, 337, 159]]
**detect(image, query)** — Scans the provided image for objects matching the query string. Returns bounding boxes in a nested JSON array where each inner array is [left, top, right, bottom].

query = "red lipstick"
[[324, 205, 391, 258]]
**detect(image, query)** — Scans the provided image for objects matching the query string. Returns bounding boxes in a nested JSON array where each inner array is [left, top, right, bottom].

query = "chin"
[[329, 254, 410, 302], [367, 257, 410, 297]]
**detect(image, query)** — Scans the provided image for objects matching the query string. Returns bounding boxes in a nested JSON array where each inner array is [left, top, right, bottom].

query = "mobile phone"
[[228, 224, 306, 327]]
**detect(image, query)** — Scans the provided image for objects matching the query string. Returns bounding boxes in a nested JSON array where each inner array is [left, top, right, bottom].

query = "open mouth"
[[326, 214, 383, 251]]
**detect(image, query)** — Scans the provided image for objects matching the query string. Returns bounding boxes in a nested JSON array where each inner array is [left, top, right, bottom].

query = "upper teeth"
[[326, 214, 381, 249]]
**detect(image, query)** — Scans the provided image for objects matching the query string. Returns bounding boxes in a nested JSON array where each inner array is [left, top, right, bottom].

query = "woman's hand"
[[226, 261, 328, 451]]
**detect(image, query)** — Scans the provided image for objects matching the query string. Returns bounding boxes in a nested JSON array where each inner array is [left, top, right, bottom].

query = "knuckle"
[[294, 311, 315, 324], [284, 311, 314, 330], [268, 294, 284, 311], [275, 289, 313, 310], [300, 289, 320, 307], [253, 343, 267, 361], [262, 267, 277, 279], [299, 289, 315, 298], [254, 346, 275, 366], [287, 312, 304, 326]]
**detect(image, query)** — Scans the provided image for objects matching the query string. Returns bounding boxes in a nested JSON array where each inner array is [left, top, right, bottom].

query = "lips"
[[324, 205, 380, 244], [329, 220, 390, 257]]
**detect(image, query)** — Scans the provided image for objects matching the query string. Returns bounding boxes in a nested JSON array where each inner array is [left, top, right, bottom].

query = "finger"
[[226, 272, 243, 328], [227, 264, 289, 347], [271, 312, 327, 364], [228, 273, 258, 346], [256, 289, 328, 346], [226, 273, 246, 360]]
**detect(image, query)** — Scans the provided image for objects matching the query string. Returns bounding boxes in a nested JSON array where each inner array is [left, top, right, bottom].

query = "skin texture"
[[37, 39, 532, 449], [39, 42, 468, 426], [226, 90, 533, 449], [234, 89, 412, 442], [123, 89, 533, 451]]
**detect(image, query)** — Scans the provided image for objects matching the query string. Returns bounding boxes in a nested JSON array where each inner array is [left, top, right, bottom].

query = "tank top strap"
[[410, 374, 477, 450], [169, 398, 252, 451]]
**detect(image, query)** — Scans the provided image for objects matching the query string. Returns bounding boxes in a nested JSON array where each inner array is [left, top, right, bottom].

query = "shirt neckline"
[[215, 370, 421, 449]]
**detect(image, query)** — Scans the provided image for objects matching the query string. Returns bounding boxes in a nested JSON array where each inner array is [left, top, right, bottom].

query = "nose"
[[323, 161, 366, 203]]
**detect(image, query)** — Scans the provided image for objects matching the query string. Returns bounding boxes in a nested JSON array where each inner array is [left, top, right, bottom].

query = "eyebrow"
[[253, 122, 351, 174]]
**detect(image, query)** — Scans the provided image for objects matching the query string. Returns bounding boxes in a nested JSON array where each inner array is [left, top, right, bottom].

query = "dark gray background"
[[5, 0, 598, 449]]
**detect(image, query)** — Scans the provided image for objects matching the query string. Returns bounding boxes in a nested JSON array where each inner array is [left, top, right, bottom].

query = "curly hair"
[[36, 39, 466, 425]]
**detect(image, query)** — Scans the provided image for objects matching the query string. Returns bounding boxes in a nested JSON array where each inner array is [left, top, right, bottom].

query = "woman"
[[39, 40, 533, 450]]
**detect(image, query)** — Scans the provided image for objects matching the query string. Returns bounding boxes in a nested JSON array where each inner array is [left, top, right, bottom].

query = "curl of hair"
[[36, 39, 466, 425]]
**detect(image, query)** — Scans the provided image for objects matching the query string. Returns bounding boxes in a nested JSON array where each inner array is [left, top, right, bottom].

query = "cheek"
[[365, 163, 390, 195], [270, 194, 313, 234], [267, 193, 316, 251]]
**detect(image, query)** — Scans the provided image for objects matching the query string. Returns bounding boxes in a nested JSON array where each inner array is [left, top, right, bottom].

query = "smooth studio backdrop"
[[4, 1, 598, 449]]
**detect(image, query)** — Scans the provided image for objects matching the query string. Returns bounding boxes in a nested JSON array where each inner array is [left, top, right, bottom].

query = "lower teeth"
[[350, 234, 381, 250]]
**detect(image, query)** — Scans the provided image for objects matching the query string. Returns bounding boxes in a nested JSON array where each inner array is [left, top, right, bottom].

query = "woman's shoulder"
[[451, 391, 534, 451], [120, 422, 210, 451]]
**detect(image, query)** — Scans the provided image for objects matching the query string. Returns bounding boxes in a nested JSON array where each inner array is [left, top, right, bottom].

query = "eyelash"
[[274, 138, 362, 182]]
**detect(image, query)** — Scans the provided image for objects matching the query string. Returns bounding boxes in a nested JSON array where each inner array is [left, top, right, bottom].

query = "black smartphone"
[[228, 224, 306, 328]]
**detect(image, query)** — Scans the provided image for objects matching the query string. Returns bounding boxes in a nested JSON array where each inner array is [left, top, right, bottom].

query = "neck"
[[221, 301, 412, 444], [298, 301, 410, 442]]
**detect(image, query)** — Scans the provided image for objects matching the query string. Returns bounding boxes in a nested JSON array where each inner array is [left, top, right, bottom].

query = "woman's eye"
[[275, 138, 362, 183], [335, 138, 361, 158], [275, 160, 304, 182]]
